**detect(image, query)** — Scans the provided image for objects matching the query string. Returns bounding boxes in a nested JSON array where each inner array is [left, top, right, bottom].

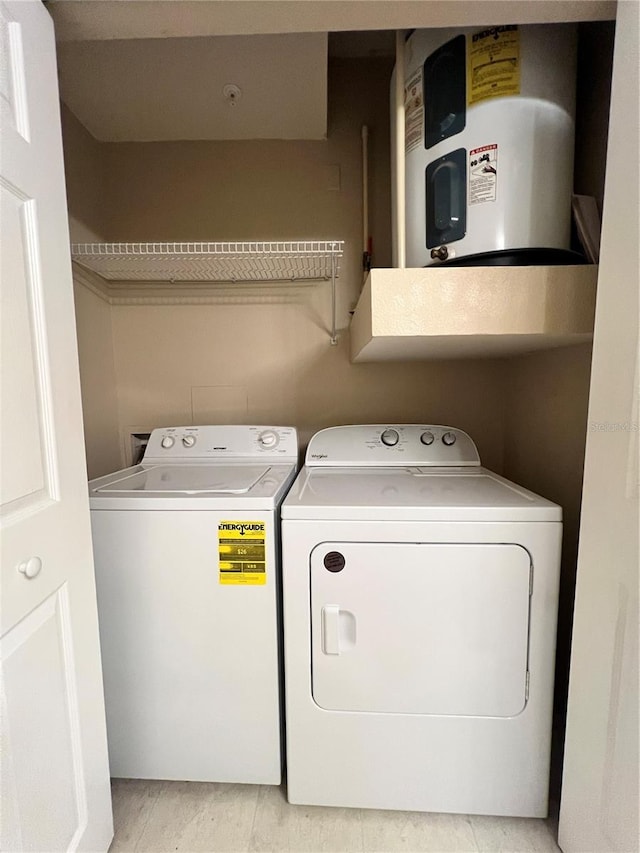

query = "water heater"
[[392, 25, 578, 267]]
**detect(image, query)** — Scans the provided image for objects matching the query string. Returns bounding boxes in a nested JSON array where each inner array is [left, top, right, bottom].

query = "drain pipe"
[[395, 30, 406, 268], [362, 125, 371, 280]]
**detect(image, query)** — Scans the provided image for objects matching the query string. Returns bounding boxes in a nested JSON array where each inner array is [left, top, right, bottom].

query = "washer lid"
[[94, 464, 271, 495], [281, 466, 561, 522]]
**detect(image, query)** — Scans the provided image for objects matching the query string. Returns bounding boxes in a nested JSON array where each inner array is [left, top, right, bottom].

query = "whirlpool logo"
[[219, 523, 265, 533]]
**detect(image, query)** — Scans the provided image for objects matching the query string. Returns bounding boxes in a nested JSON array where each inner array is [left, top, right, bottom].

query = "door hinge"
[[525, 670, 530, 701]]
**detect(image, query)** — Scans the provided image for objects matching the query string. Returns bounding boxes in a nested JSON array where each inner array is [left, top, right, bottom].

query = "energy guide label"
[[467, 26, 520, 105], [218, 521, 266, 585]]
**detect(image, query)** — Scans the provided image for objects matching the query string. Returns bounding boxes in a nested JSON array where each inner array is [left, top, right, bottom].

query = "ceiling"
[[47, 1, 616, 41], [50, 0, 615, 143], [56, 32, 328, 142]]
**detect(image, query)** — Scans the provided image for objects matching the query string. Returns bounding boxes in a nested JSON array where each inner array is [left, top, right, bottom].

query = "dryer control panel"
[[144, 425, 298, 462], [305, 425, 480, 467]]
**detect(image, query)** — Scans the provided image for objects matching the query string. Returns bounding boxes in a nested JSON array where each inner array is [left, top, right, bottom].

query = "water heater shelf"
[[350, 266, 597, 361]]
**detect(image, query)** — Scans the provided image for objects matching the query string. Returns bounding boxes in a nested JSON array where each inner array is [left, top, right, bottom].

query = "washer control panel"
[[306, 425, 480, 467], [144, 425, 298, 461]]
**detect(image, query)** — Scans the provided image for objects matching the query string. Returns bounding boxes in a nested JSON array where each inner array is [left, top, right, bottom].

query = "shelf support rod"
[[330, 248, 337, 345], [395, 30, 406, 269]]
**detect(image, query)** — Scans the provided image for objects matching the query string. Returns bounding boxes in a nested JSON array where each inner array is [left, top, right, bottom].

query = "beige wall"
[[73, 281, 121, 479], [61, 57, 506, 474], [61, 103, 121, 478], [110, 298, 505, 468], [574, 21, 615, 214], [102, 58, 394, 320], [68, 58, 505, 470], [60, 103, 107, 241], [503, 343, 593, 797]]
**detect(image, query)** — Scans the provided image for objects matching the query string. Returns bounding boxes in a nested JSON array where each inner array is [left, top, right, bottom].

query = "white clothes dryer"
[[281, 425, 561, 817], [89, 425, 298, 784]]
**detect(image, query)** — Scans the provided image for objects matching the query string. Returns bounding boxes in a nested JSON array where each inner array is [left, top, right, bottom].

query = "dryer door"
[[310, 542, 531, 717]]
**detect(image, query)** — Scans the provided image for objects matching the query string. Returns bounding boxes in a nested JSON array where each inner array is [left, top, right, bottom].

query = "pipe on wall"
[[395, 30, 406, 269], [362, 124, 370, 277]]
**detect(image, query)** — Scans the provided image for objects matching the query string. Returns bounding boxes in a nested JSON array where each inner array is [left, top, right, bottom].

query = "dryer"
[[281, 424, 561, 817], [89, 425, 297, 784]]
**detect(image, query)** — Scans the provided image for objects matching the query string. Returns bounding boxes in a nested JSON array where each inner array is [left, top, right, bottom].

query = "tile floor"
[[109, 780, 561, 853]]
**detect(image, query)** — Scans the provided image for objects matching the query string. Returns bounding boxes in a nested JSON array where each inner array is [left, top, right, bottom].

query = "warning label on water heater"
[[467, 26, 520, 105], [469, 145, 498, 205], [404, 67, 424, 154], [218, 521, 266, 585]]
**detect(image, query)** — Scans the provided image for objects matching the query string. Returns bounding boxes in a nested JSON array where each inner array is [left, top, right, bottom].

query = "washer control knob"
[[161, 436, 175, 449], [182, 435, 196, 448], [258, 430, 278, 449], [420, 431, 435, 446], [442, 431, 457, 446], [381, 428, 399, 447]]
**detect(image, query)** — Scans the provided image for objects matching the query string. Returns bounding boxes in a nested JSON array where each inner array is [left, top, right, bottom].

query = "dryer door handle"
[[321, 606, 356, 655]]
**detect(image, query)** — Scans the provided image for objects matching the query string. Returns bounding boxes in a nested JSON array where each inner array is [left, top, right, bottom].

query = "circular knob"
[[381, 428, 399, 447], [161, 436, 175, 449], [442, 431, 457, 446], [182, 435, 196, 448], [18, 556, 42, 579], [258, 430, 278, 449], [420, 431, 435, 446]]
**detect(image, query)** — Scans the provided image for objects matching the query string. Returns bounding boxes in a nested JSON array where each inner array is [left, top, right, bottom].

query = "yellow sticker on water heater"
[[218, 521, 266, 585], [468, 25, 520, 105]]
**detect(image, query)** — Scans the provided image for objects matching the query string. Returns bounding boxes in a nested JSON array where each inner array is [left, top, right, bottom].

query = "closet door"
[[559, 4, 639, 851], [0, 2, 113, 850]]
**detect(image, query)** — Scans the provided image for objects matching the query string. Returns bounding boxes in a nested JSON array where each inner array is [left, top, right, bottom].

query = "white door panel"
[[311, 542, 531, 717], [0, 2, 112, 850], [559, 3, 639, 849], [2, 589, 85, 852], [0, 182, 51, 510]]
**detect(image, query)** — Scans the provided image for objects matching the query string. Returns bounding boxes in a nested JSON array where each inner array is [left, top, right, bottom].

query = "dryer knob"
[[381, 428, 399, 447], [161, 436, 175, 449], [182, 435, 196, 448], [442, 431, 457, 446], [420, 431, 435, 446]]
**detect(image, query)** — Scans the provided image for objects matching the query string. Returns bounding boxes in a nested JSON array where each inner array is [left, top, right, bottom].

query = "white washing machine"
[[281, 425, 562, 817], [89, 425, 298, 784]]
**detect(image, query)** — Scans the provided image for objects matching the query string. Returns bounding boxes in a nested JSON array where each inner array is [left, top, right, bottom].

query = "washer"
[[281, 424, 562, 817], [89, 425, 298, 784]]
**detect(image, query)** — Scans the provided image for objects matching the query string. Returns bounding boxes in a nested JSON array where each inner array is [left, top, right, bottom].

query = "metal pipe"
[[395, 30, 406, 268], [361, 125, 369, 264], [330, 247, 337, 345]]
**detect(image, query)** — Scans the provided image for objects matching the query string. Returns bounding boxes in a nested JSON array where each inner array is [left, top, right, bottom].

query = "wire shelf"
[[70, 241, 344, 282]]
